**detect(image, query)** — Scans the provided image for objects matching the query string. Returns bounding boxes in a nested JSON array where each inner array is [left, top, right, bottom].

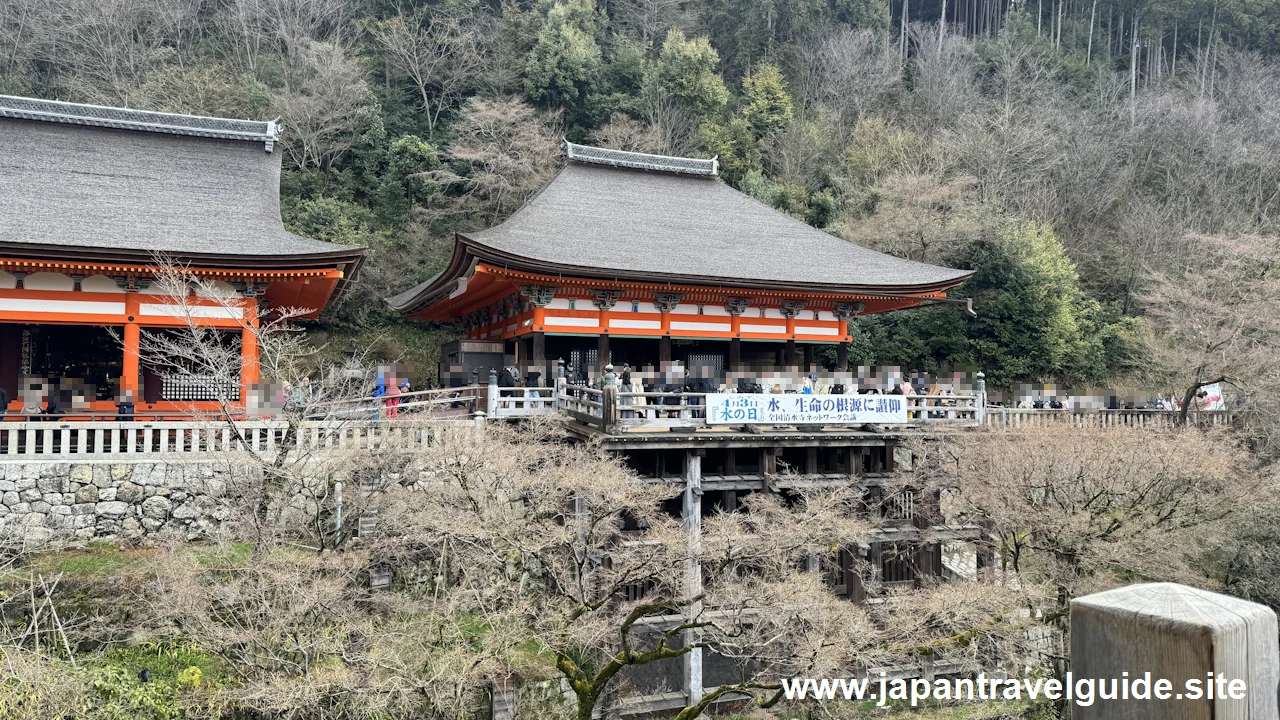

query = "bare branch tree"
[[373, 424, 1039, 720], [1139, 234, 1280, 438], [371, 12, 483, 140], [424, 96, 561, 226], [798, 27, 900, 127], [272, 40, 376, 169], [590, 112, 666, 153]]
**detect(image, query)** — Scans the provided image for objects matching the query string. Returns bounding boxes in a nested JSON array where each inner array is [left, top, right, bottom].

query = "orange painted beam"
[[480, 264, 945, 308], [0, 258, 344, 282]]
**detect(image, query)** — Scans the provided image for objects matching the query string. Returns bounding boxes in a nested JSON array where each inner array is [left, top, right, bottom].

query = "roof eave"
[[0, 240, 366, 270], [389, 235, 973, 316]]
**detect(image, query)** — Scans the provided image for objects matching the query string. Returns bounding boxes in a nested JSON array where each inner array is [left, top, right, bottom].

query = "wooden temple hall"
[[391, 142, 973, 388], [392, 141, 982, 604], [391, 144, 984, 710], [0, 95, 364, 416]]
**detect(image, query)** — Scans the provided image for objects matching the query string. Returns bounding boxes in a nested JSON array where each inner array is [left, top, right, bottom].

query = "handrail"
[[308, 386, 483, 419], [0, 396, 1240, 459], [983, 407, 1235, 428], [0, 418, 482, 457]]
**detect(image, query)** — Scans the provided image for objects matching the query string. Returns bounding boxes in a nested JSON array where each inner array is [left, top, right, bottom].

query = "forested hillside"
[[3, 0, 1279, 398]]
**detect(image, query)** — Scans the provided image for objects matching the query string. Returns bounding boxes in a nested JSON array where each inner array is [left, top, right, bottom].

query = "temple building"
[[390, 143, 984, 710], [390, 142, 972, 385], [0, 95, 364, 415]]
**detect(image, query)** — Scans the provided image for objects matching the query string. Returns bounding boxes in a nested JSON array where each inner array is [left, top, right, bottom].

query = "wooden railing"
[[559, 385, 984, 433], [558, 384, 610, 426], [0, 383, 1239, 459], [0, 419, 481, 458], [308, 386, 483, 419], [487, 386, 557, 418], [615, 392, 710, 429], [982, 407, 1235, 429], [904, 394, 981, 424], [549, 382, 1237, 434]]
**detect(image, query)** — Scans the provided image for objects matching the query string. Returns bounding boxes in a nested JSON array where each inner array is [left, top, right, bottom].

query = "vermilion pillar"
[[241, 308, 260, 408], [121, 322, 140, 400], [121, 292, 140, 400]]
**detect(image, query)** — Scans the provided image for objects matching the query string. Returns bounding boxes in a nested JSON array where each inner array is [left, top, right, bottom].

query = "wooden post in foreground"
[[491, 675, 516, 720], [1071, 582, 1278, 720]]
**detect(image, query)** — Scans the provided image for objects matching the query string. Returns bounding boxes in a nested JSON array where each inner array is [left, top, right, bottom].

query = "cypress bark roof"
[[389, 147, 971, 314], [0, 95, 364, 276]]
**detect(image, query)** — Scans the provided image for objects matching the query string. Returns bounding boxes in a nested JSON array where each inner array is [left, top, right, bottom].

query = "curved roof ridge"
[[564, 140, 718, 176], [0, 95, 279, 146]]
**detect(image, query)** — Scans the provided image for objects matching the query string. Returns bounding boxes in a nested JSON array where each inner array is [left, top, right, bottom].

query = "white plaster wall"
[[81, 275, 125, 293], [23, 272, 74, 291]]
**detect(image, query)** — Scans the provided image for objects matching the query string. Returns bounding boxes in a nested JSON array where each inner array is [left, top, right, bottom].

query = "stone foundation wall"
[[0, 461, 267, 543]]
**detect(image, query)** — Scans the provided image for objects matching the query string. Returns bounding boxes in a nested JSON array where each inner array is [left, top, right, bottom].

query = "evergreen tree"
[[523, 0, 603, 113], [741, 63, 793, 137], [641, 29, 730, 120]]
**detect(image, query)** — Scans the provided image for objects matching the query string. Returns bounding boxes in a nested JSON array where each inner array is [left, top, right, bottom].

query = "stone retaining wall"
[[0, 461, 268, 543]]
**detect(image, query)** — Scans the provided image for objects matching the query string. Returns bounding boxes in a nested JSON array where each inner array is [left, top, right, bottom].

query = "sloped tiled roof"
[[0, 95, 364, 274], [389, 145, 971, 313]]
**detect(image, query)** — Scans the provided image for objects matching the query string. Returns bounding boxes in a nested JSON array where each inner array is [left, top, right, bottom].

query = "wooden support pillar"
[[532, 331, 546, 386], [774, 345, 785, 366], [597, 332, 610, 375], [848, 549, 866, 605], [492, 676, 517, 720], [659, 335, 672, 364], [837, 342, 849, 371], [803, 344, 815, 370], [867, 541, 882, 585], [241, 320, 259, 410], [975, 519, 996, 578], [762, 447, 778, 478], [121, 321, 140, 403], [784, 339, 796, 367], [915, 542, 941, 585], [805, 447, 818, 475], [120, 293, 141, 403], [729, 337, 741, 372], [682, 450, 704, 707]]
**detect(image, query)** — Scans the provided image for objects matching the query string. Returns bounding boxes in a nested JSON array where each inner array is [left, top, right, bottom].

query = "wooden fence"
[[982, 407, 1234, 429], [0, 372, 1239, 458], [0, 419, 482, 458]]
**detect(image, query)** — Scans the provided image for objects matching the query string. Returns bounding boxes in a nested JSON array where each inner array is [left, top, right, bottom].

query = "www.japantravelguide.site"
[[779, 671, 1250, 707]]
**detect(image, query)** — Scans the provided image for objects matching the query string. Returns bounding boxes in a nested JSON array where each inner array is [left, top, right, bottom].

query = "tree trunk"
[[1057, 0, 1064, 48], [939, 0, 948, 51], [1129, 14, 1138, 127], [1171, 22, 1178, 77], [1118, 12, 1124, 60], [901, 0, 909, 59], [1086, 0, 1098, 63]]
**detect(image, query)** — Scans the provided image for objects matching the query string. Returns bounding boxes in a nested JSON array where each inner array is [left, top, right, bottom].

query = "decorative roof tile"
[[564, 141, 718, 176], [0, 95, 278, 147]]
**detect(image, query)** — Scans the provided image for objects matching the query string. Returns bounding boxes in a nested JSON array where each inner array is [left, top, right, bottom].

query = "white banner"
[[706, 393, 909, 425], [1199, 383, 1226, 411]]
